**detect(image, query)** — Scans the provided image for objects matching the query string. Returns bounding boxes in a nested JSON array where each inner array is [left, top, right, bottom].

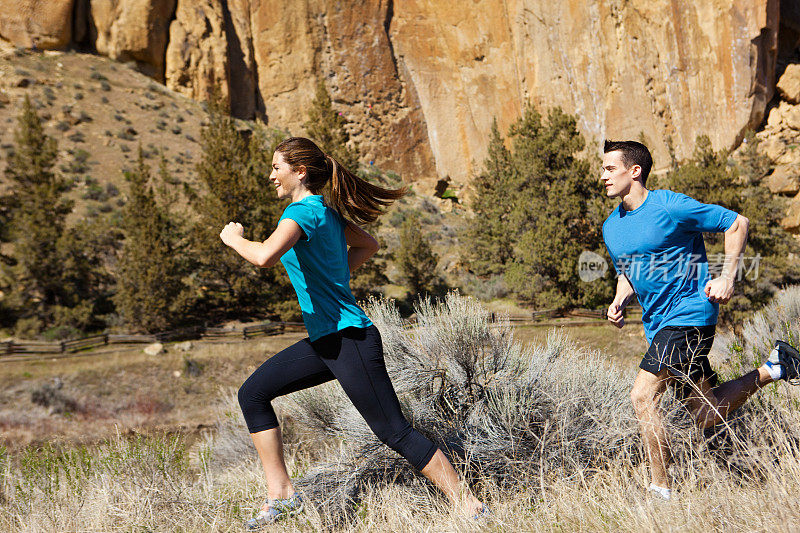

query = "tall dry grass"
[[2, 291, 800, 531]]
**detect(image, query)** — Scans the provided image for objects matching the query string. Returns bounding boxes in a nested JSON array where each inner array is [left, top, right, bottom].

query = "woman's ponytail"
[[275, 137, 405, 225], [327, 154, 405, 224]]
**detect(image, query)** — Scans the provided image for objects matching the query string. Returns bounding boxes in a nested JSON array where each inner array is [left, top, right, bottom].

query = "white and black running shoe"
[[768, 340, 800, 385]]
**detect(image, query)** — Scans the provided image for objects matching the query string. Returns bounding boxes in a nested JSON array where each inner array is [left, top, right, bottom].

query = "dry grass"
[[0, 333, 307, 450], [2, 293, 800, 531]]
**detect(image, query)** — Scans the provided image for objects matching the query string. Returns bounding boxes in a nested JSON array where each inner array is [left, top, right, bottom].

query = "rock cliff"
[[0, 0, 796, 186]]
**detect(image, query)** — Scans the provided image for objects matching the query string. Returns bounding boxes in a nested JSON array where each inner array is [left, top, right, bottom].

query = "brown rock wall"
[[224, 0, 258, 119], [0, 0, 75, 49], [0, 0, 782, 183], [245, 0, 436, 179], [390, 0, 778, 182], [164, 0, 229, 103], [89, 0, 176, 81]]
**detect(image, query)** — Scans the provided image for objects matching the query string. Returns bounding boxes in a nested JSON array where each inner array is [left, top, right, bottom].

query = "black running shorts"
[[640, 324, 718, 399]]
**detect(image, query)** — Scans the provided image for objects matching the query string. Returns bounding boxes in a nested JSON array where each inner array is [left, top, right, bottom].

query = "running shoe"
[[648, 483, 672, 501], [768, 340, 800, 385], [473, 504, 491, 520], [245, 493, 304, 531]]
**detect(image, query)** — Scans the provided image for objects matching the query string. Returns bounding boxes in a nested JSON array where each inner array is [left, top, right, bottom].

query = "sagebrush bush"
[[4, 292, 800, 531], [281, 292, 800, 525]]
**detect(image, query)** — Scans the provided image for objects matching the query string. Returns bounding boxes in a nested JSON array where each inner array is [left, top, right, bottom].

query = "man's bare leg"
[[682, 366, 774, 429], [630, 369, 671, 488]]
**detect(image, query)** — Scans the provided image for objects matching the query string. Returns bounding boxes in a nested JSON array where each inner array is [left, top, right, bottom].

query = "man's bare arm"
[[705, 214, 749, 304], [607, 274, 636, 328]]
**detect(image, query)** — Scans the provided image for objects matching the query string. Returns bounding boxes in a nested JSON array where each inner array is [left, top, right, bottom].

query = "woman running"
[[219, 137, 487, 529]]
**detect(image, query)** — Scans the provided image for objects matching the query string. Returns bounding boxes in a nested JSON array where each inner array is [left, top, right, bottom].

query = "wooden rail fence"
[[0, 307, 642, 360], [1, 321, 286, 358]]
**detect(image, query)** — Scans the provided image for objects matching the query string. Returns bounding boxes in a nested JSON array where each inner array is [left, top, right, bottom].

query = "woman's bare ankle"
[[266, 482, 295, 501]]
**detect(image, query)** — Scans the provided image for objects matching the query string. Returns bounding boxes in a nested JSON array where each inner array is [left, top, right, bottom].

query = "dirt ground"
[[0, 333, 307, 450], [0, 321, 660, 451]]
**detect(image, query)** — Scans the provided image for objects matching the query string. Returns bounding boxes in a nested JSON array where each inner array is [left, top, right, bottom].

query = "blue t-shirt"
[[602, 189, 738, 342], [278, 195, 372, 341]]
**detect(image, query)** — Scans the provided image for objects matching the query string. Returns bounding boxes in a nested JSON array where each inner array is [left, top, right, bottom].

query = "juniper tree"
[[304, 80, 360, 170], [464, 106, 614, 309], [463, 120, 518, 276], [396, 213, 441, 297], [1, 95, 73, 332], [114, 147, 190, 333], [186, 89, 290, 318], [504, 107, 612, 309]]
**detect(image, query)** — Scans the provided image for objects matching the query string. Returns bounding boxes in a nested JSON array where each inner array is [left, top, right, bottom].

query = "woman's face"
[[270, 151, 305, 199]]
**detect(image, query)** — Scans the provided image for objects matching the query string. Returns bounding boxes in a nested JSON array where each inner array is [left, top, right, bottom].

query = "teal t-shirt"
[[602, 189, 738, 342], [278, 195, 372, 341]]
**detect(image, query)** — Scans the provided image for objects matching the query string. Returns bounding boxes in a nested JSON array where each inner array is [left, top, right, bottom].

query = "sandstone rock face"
[[247, 0, 436, 180], [320, 1, 436, 182], [165, 0, 229, 104], [389, 0, 778, 182], [765, 164, 800, 196], [778, 64, 800, 105], [89, 0, 177, 81], [0, 0, 75, 49], [0, 0, 782, 183], [224, 0, 258, 119]]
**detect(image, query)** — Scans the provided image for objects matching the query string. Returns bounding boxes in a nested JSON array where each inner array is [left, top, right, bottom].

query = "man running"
[[600, 140, 800, 500]]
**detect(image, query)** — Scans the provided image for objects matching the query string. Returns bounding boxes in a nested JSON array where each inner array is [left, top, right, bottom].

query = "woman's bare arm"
[[220, 219, 303, 268], [344, 221, 379, 271]]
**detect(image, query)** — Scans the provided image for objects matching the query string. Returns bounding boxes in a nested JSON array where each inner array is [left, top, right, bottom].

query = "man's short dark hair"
[[603, 140, 653, 186]]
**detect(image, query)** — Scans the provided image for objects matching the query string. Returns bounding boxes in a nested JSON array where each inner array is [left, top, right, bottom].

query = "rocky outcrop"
[[0, 0, 785, 183], [164, 0, 229, 103], [0, 0, 75, 49], [778, 63, 800, 104], [223, 0, 258, 119], [759, 63, 800, 233], [390, 0, 779, 181], [89, 0, 177, 81], [245, 0, 436, 180]]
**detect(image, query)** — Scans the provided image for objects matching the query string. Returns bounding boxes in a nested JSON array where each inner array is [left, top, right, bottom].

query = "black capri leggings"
[[238, 325, 438, 471]]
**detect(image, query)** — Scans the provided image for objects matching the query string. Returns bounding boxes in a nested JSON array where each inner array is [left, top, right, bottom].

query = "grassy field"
[[0, 319, 645, 451], [0, 332, 307, 451], [2, 301, 799, 532]]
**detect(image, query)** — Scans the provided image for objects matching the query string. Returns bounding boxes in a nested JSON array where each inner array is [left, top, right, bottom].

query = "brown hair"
[[274, 137, 405, 224], [603, 140, 653, 186]]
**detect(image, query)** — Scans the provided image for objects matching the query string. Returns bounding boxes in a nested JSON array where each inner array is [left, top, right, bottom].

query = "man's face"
[[601, 150, 638, 198]]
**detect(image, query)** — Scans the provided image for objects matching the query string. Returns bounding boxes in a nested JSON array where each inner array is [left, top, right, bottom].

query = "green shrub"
[[464, 109, 614, 310]]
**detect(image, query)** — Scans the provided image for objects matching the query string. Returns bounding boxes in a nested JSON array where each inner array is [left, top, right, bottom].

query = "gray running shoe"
[[648, 483, 672, 501], [473, 504, 491, 520], [245, 493, 304, 531], [768, 340, 800, 384]]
